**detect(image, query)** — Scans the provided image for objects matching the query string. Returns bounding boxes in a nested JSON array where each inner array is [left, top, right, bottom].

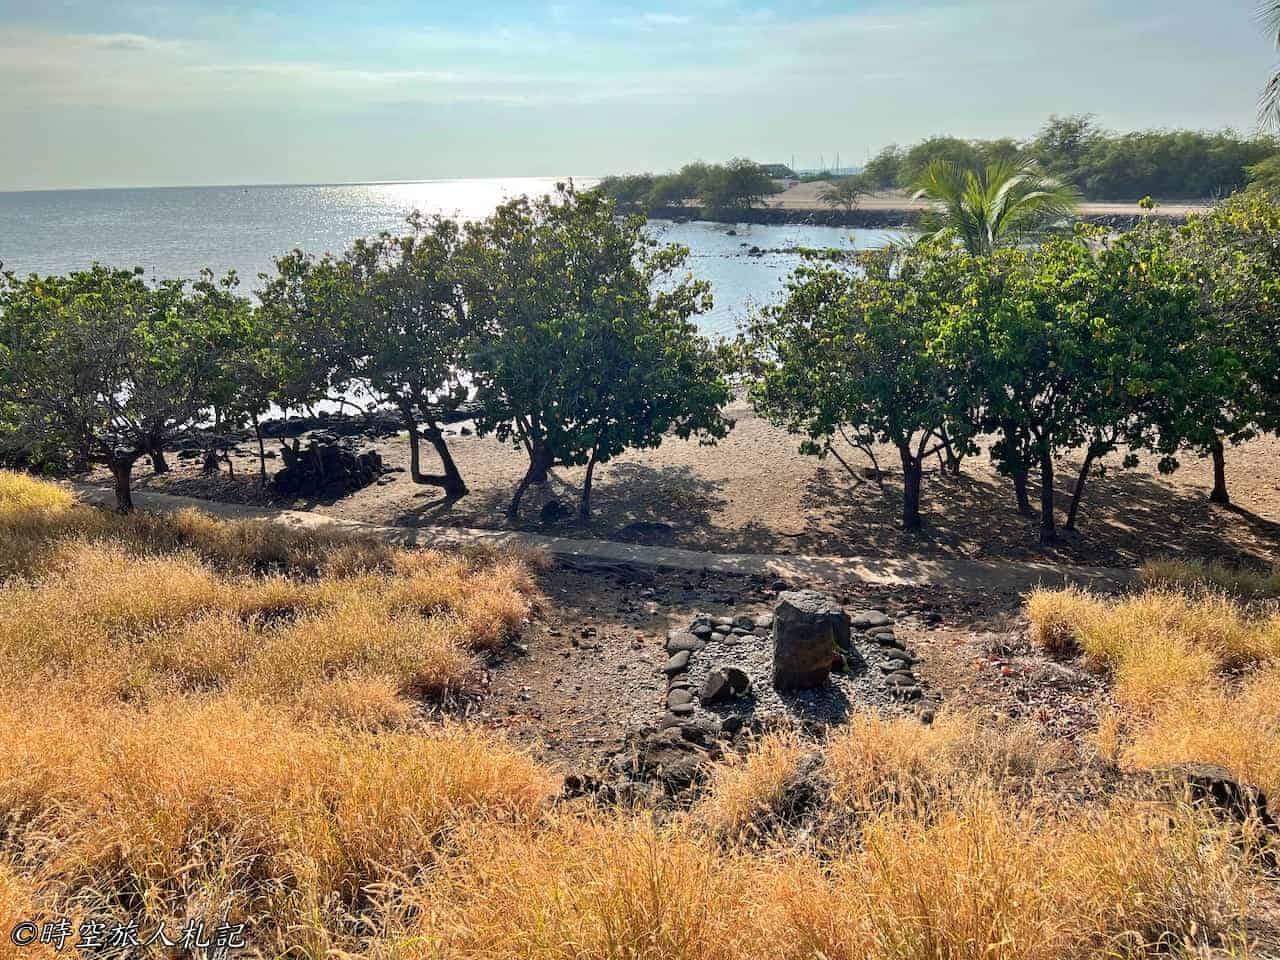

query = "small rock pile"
[[271, 437, 385, 499]]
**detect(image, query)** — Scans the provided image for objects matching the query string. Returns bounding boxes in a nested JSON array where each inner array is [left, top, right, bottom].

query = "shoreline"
[[639, 203, 1198, 230]]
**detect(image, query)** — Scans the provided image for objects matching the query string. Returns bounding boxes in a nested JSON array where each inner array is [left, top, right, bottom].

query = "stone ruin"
[[270, 436, 385, 499], [771, 590, 849, 691]]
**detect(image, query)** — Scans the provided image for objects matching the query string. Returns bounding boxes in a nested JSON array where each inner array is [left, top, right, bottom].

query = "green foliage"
[[913, 159, 1082, 256], [817, 175, 870, 213], [462, 183, 732, 520], [0, 265, 236, 511], [742, 240, 976, 531], [896, 137, 987, 189], [1247, 154, 1280, 193], [1136, 193, 1280, 492], [596, 160, 781, 217], [261, 215, 475, 495], [861, 146, 904, 190]]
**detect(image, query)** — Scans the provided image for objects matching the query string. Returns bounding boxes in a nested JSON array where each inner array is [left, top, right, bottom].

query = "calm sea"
[[0, 178, 898, 338]]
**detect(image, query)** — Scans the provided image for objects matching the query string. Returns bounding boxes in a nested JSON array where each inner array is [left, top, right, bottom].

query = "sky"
[[0, 0, 1277, 191]]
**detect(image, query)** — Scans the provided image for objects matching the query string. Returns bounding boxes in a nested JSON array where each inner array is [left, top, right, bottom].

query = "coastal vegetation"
[[0, 185, 731, 521], [861, 115, 1280, 201], [595, 159, 782, 217], [743, 191, 1280, 542], [0, 471, 1274, 955]]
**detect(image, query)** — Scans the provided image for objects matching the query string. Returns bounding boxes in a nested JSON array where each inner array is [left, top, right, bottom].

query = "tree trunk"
[[938, 429, 962, 476], [1012, 470, 1033, 517], [253, 414, 268, 486], [149, 449, 169, 474], [1064, 447, 1097, 532], [110, 459, 135, 514], [899, 447, 923, 532], [404, 414, 426, 484], [1038, 447, 1057, 545], [579, 445, 600, 522], [1209, 439, 1230, 505], [423, 421, 467, 499], [508, 446, 553, 521]]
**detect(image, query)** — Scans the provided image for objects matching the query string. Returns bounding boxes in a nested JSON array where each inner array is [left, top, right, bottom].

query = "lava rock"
[[772, 590, 848, 691], [663, 650, 691, 675], [700, 666, 751, 705]]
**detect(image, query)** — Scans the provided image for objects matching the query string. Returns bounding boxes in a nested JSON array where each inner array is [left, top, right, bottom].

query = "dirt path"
[[101, 400, 1280, 571], [71, 483, 1131, 594]]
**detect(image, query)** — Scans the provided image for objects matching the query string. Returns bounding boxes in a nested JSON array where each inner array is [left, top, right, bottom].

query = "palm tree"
[[912, 158, 1082, 256], [1263, 2, 1280, 127]]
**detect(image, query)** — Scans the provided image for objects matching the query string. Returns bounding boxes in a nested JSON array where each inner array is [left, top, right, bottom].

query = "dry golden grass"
[[1142, 557, 1280, 601], [0, 691, 557, 956], [1030, 581, 1280, 804], [402, 793, 1251, 960], [0, 471, 1272, 957]]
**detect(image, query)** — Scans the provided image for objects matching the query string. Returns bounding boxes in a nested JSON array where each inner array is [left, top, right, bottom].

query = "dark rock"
[[880, 659, 911, 673], [663, 650, 691, 675], [666, 630, 705, 654], [620, 520, 674, 538], [721, 714, 744, 735], [540, 499, 573, 524], [667, 688, 693, 709], [1158, 763, 1275, 829], [700, 666, 751, 705], [851, 610, 893, 631], [732, 613, 756, 630], [772, 590, 847, 691], [690, 623, 714, 640], [270, 438, 384, 499]]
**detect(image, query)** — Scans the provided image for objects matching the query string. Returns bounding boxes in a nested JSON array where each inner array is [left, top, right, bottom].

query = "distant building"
[[759, 163, 797, 180]]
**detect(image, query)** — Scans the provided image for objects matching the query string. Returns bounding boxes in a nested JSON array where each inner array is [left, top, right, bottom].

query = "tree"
[[897, 137, 984, 188], [1029, 114, 1104, 185], [818, 175, 869, 213], [0, 266, 231, 512], [1138, 192, 1280, 506], [862, 146, 904, 190], [935, 232, 1179, 544], [462, 183, 732, 521], [744, 241, 974, 532], [335, 215, 474, 498], [913, 158, 1082, 256], [1247, 153, 1280, 192], [696, 158, 782, 215]]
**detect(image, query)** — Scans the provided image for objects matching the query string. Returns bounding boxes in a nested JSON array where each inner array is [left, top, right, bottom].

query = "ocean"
[[0, 178, 899, 338]]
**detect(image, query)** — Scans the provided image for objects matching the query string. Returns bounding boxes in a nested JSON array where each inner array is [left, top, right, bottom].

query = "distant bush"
[[865, 116, 1280, 201], [596, 158, 782, 215]]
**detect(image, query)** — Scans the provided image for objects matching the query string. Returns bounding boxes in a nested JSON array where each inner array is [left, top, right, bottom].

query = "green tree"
[[1138, 193, 1280, 505], [337, 215, 474, 498], [462, 183, 732, 521], [0, 266, 232, 512], [913, 158, 1082, 256], [1029, 114, 1104, 185], [744, 241, 975, 532], [862, 146, 904, 190], [935, 232, 1183, 543], [897, 136, 984, 188], [818, 175, 869, 213], [1247, 153, 1280, 192], [696, 158, 782, 215]]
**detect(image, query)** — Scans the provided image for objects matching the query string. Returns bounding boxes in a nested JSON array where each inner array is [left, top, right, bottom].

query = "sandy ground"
[[116, 398, 1280, 570], [768, 183, 1212, 219]]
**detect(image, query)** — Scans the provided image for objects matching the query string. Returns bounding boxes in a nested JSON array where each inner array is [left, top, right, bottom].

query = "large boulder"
[[772, 590, 848, 691]]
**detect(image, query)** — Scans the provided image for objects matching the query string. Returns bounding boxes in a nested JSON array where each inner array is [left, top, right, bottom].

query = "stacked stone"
[[850, 608, 924, 701]]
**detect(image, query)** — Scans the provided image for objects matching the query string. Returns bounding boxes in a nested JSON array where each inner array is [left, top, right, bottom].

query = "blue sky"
[[0, 0, 1276, 190]]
